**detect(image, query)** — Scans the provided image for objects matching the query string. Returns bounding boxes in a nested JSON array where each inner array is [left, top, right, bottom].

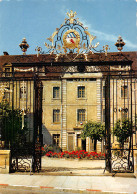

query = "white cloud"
[[79, 17, 137, 49], [124, 39, 137, 49]]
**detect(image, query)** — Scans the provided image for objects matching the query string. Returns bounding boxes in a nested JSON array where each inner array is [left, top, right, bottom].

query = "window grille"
[[20, 86, 26, 99], [77, 109, 85, 122], [121, 111, 128, 119], [3, 87, 10, 100], [78, 86, 85, 98], [53, 109, 60, 123], [121, 85, 128, 98], [53, 134, 60, 146], [53, 87, 60, 98]]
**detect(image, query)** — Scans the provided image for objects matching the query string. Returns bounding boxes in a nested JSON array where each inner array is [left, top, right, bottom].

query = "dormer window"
[[3, 63, 12, 77], [5, 68, 11, 77]]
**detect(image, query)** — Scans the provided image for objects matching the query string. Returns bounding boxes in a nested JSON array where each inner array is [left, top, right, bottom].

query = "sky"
[[0, 0, 136, 56]]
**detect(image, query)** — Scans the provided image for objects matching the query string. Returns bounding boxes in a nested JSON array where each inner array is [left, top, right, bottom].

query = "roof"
[[0, 51, 136, 78]]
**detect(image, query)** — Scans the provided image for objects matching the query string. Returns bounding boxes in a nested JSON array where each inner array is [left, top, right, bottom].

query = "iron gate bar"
[[116, 79, 118, 122], [134, 80, 137, 145], [130, 69, 134, 172], [105, 73, 111, 173], [33, 76, 43, 172], [113, 78, 114, 143]]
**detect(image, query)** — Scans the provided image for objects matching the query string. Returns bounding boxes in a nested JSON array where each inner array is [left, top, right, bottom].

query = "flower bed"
[[44, 150, 105, 160]]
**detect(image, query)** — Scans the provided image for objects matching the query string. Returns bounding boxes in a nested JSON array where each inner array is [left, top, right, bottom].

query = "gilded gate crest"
[[44, 10, 109, 61]]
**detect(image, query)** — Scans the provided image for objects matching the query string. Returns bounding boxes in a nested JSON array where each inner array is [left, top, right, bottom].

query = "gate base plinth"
[[0, 150, 10, 174], [134, 152, 137, 176]]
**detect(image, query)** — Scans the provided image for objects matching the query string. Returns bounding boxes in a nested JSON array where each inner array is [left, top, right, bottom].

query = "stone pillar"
[[134, 151, 137, 176], [61, 79, 67, 151], [96, 79, 101, 122], [0, 150, 10, 174], [96, 79, 102, 153]]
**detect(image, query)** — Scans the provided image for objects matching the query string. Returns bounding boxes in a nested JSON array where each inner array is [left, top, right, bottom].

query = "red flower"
[[45, 150, 105, 159]]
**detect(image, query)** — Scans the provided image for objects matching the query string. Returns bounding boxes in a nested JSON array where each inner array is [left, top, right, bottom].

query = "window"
[[20, 86, 26, 99], [121, 111, 128, 119], [68, 133, 74, 151], [5, 68, 11, 77], [77, 134, 81, 148], [102, 86, 105, 98], [77, 109, 86, 122], [53, 134, 60, 146], [121, 85, 128, 98], [78, 86, 85, 98], [53, 109, 60, 123], [53, 87, 60, 99], [3, 87, 10, 100]]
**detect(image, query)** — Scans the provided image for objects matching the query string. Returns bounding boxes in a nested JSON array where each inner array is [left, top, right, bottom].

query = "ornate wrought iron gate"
[[104, 63, 136, 173], [0, 60, 136, 173], [0, 76, 42, 172]]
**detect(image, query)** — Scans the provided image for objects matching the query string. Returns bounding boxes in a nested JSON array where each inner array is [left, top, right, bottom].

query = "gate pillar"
[[33, 77, 43, 172], [105, 75, 112, 173]]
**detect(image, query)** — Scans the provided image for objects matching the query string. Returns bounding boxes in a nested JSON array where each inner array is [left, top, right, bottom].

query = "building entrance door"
[[68, 133, 74, 151]]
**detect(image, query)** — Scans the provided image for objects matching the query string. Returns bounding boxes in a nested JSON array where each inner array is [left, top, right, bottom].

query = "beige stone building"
[[42, 73, 102, 152]]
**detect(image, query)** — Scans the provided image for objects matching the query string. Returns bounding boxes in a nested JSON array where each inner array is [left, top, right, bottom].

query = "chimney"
[[3, 51, 9, 56]]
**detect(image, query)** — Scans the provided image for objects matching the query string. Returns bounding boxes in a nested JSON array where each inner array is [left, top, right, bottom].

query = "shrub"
[[44, 150, 105, 160], [42, 144, 62, 155]]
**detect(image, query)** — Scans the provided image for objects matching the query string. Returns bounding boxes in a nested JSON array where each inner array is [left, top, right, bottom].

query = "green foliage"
[[113, 118, 132, 147], [0, 101, 27, 148], [81, 121, 105, 141], [42, 145, 62, 155]]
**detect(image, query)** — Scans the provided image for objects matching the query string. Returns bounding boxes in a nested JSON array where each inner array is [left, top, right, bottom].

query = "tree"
[[113, 118, 132, 149], [81, 121, 105, 151], [0, 101, 27, 148]]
